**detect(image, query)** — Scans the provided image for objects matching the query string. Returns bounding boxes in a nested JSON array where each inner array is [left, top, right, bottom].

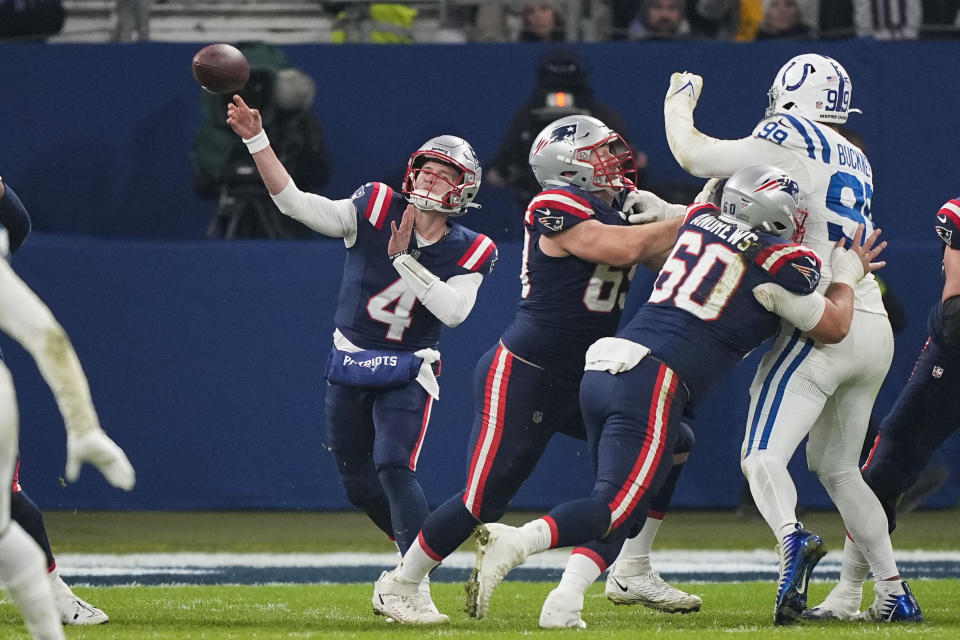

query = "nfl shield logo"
[[532, 411, 543, 424], [932, 365, 944, 379]]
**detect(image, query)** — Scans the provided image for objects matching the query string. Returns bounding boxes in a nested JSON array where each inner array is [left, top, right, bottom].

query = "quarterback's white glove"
[[830, 241, 866, 288], [694, 177, 725, 206], [664, 72, 703, 111], [621, 190, 687, 224], [66, 430, 136, 490]]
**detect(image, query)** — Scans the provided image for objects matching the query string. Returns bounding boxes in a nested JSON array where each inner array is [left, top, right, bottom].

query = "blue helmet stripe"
[[779, 114, 817, 160]]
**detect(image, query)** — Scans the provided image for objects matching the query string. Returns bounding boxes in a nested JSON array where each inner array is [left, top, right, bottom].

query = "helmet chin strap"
[[408, 188, 444, 212]]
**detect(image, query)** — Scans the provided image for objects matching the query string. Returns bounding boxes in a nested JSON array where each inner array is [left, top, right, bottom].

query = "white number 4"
[[367, 279, 417, 341]]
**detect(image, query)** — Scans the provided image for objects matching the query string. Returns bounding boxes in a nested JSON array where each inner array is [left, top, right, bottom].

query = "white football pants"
[[741, 311, 900, 579], [0, 361, 65, 639]]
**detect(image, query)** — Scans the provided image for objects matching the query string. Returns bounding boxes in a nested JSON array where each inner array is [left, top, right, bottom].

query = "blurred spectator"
[[628, 0, 692, 39], [693, 0, 765, 40], [0, 0, 64, 40], [756, 0, 815, 39], [486, 49, 648, 210], [854, 0, 922, 39], [520, 1, 567, 41], [818, 0, 956, 39], [191, 42, 330, 239], [817, 0, 854, 38], [329, 2, 418, 43]]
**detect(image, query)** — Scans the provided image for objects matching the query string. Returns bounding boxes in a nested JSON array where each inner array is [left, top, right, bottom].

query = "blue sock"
[[545, 498, 610, 548], [420, 495, 481, 559], [378, 466, 428, 555]]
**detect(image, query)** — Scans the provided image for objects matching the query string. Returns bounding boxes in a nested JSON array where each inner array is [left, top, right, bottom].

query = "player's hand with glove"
[[831, 224, 887, 288], [66, 430, 136, 491], [694, 177, 725, 206], [664, 72, 703, 111], [621, 190, 687, 224]]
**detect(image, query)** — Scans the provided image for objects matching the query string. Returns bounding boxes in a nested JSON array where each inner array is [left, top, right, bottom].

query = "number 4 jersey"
[[619, 204, 822, 402], [335, 182, 497, 351], [500, 185, 635, 380]]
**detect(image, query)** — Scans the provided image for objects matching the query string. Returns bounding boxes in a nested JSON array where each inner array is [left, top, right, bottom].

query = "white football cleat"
[[372, 570, 449, 624], [49, 573, 109, 625], [539, 587, 587, 629], [605, 569, 702, 613], [800, 582, 862, 620], [465, 523, 529, 619]]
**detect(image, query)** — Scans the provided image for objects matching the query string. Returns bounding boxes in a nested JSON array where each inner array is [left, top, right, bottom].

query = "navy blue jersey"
[[620, 204, 822, 401], [334, 182, 497, 351], [500, 185, 634, 378], [927, 197, 960, 359]]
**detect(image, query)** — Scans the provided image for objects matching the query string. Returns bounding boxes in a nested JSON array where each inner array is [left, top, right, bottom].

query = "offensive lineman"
[[0, 177, 136, 639], [226, 97, 497, 609], [657, 54, 921, 623], [372, 115, 692, 625], [465, 165, 885, 626]]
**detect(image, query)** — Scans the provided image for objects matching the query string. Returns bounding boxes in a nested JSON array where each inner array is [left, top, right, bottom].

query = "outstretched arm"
[[226, 95, 356, 239], [663, 72, 798, 178], [541, 216, 683, 268], [0, 260, 134, 489]]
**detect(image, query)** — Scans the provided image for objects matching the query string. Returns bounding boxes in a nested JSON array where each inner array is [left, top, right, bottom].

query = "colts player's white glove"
[[664, 72, 703, 111], [621, 190, 687, 224], [66, 430, 136, 490], [694, 177, 725, 206]]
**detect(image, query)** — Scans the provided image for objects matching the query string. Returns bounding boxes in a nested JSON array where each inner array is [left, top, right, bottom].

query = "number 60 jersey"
[[619, 204, 822, 403]]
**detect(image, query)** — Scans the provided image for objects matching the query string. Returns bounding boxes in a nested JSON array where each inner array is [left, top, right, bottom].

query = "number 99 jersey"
[[619, 204, 822, 402], [751, 113, 884, 315]]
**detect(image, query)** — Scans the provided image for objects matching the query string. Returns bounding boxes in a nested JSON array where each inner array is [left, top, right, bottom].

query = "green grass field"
[[1, 509, 958, 638]]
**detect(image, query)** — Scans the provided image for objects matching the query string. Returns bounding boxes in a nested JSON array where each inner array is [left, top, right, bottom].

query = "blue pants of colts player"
[[325, 380, 434, 554], [863, 345, 960, 532]]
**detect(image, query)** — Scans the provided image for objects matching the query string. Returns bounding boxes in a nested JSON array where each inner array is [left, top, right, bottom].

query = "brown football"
[[191, 43, 250, 94]]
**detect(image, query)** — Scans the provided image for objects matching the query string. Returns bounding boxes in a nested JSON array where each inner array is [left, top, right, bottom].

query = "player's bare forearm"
[[631, 217, 683, 269], [810, 282, 855, 343]]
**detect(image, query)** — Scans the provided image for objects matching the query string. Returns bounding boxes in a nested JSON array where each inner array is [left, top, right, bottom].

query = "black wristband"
[[389, 249, 409, 261]]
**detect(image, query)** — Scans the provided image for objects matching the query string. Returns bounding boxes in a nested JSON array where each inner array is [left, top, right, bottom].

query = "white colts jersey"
[[750, 114, 885, 315]]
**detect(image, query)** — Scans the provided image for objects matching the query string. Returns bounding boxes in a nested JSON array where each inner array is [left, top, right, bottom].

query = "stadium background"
[[0, 38, 958, 512]]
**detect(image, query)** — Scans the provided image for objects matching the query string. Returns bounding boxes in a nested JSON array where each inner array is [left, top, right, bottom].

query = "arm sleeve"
[[0, 259, 101, 437], [664, 106, 795, 178], [271, 180, 358, 244], [392, 253, 483, 327], [752, 282, 826, 332]]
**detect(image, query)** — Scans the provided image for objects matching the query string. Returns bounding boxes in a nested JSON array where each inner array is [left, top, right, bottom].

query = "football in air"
[[192, 43, 250, 94]]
